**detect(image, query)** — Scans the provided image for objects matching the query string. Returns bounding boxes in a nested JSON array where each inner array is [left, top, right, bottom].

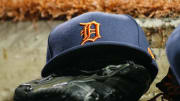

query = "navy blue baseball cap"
[[41, 12, 158, 79], [166, 25, 180, 84]]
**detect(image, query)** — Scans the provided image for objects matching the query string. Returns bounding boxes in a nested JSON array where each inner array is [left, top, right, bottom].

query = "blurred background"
[[0, 0, 180, 101]]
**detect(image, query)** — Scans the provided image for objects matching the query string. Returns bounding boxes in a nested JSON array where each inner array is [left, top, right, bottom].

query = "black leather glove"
[[14, 61, 152, 101]]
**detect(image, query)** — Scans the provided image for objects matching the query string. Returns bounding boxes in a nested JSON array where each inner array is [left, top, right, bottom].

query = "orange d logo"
[[80, 21, 101, 45]]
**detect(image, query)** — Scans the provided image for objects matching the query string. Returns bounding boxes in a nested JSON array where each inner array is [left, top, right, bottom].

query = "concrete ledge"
[[136, 18, 180, 48], [136, 18, 180, 28]]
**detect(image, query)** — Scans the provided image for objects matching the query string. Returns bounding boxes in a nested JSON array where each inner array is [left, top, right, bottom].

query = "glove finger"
[[63, 80, 99, 101], [14, 75, 75, 101], [63, 79, 118, 101]]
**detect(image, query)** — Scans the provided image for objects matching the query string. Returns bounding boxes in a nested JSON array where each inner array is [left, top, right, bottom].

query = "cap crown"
[[47, 12, 150, 62]]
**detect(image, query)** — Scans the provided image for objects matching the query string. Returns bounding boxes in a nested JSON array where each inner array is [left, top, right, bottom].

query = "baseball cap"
[[166, 25, 180, 84], [41, 12, 158, 80]]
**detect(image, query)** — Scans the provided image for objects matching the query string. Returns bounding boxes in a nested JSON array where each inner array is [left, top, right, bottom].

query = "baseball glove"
[[149, 68, 180, 101], [14, 61, 152, 101]]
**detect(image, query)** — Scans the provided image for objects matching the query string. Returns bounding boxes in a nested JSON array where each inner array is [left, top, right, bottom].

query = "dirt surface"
[[0, 21, 170, 101], [1, 0, 180, 21]]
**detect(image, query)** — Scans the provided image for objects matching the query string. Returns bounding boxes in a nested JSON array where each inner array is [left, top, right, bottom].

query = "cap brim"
[[41, 42, 157, 79]]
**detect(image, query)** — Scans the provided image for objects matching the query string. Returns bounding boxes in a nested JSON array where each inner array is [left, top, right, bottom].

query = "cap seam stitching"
[[125, 15, 140, 47]]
